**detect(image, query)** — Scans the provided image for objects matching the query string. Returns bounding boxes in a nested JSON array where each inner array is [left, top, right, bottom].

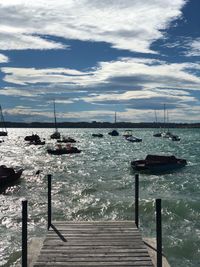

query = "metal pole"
[[135, 174, 139, 228], [22, 200, 27, 267], [48, 174, 52, 230], [156, 198, 162, 267]]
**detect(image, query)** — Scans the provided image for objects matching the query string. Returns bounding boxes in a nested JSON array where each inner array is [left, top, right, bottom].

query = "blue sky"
[[0, 0, 200, 123]]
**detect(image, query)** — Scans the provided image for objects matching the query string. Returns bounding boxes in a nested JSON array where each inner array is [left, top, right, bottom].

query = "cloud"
[[2, 57, 200, 91], [0, 0, 186, 53], [0, 53, 9, 63], [185, 38, 200, 56]]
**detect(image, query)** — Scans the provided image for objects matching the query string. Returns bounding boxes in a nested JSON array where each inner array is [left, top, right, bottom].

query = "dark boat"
[[170, 135, 181, 141], [0, 165, 23, 188], [153, 133, 162, 137], [0, 105, 8, 137], [47, 145, 81, 155], [57, 137, 76, 143], [126, 136, 142, 142], [29, 140, 45, 145], [24, 134, 40, 142], [131, 154, 187, 173], [108, 130, 119, 136], [92, 133, 103, 138], [50, 100, 61, 139]]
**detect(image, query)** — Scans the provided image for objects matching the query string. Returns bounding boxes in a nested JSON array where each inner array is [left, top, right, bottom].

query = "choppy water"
[[0, 128, 199, 267]]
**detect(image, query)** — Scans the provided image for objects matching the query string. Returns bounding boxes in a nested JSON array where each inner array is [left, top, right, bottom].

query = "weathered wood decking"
[[33, 221, 154, 267]]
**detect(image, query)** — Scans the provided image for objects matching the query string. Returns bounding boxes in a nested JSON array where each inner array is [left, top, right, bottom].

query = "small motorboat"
[[123, 130, 133, 138], [153, 132, 162, 137], [170, 135, 181, 141], [126, 136, 142, 142], [131, 154, 187, 173], [47, 144, 81, 155], [57, 137, 76, 143], [24, 134, 40, 142], [108, 130, 119, 136], [0, 165, 23, 188], [161, 131, 173, 138], [92, 133, 103, 138]]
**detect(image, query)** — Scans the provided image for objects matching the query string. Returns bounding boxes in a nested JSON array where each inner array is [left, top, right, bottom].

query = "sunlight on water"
[[0, 128, 199, 267]]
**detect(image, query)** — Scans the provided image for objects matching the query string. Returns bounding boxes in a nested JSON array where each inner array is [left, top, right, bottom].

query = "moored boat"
[[0, 165, 23, 188], [123, 130, 133, 138], [47, 144, 81, 155], [131, 154, 187, 173], [126, 136, 142, 142], [24, 134, 40, 142], [92, 133, 103, 138], [50, 100, 61, 139], [108, 130, 119, 136]]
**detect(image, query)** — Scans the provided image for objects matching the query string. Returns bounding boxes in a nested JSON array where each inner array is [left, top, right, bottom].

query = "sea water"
[[0, 128, 199, 267]]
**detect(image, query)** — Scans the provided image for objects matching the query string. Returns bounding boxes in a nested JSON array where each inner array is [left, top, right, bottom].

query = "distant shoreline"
[[3, 121, 200, 128]]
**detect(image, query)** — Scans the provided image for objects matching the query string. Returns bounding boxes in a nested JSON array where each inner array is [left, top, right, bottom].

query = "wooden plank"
[[34, 262, 153, 266], [33, 221, 154, 267]]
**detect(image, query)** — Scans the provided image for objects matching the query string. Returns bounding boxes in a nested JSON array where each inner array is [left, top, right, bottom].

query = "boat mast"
[[154, 110, 158, 123], [163, 104, 166, 131], [53, 100, 58, 132], [114, 111, 117, 124], [0, 105, 7, 133]]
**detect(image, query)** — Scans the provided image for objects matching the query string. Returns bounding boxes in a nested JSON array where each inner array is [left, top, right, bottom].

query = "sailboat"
[[108, 111, 119, 136], [153, 110, 162, 137], [0, 105, 8, 136], [50, 100, 61, 139]]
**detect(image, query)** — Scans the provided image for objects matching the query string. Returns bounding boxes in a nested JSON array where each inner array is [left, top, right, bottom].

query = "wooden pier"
[[20, 175, 170, 267], [32, 221, 154, 267]]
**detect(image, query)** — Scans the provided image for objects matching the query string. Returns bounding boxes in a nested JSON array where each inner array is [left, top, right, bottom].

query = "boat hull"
[[47, 148, 81, 155], [0, 131, 7, 136], [0, 169, 23, 188], [131, 155, 187, 174]]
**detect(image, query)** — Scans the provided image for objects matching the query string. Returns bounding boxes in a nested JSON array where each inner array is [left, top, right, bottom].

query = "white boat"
[[126, 136, 142, 142]]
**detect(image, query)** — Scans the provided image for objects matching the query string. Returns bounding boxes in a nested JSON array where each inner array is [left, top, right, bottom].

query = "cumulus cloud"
[[0, 0, 186, 52]]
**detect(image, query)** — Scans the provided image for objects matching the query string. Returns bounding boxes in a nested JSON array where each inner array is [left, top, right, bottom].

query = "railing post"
[[156, 198, 162, 267], [48, 174, 52, 230], [22, 200, 27, 267], [135, 174, 139, 228]]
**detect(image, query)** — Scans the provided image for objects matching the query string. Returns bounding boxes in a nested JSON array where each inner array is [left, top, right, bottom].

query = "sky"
[[0, 0, 200, 123]]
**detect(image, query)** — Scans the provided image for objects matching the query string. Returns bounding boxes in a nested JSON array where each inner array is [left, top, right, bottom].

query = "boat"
[[57, 137, 76, 143], [0, 105, 8, 136], [169, 135, 181, 141], [126, 136, 142, 142], [108, 130, 119, 136], [0, 165, 23, 188], [47, 144, 81, 155], [131, 154, 187, 173], [153, 110, 162, 137], [108, 112, 119, 136], [123, 130, 133, 138], [92, 133, 103, 138], [50, 100, 61, 139], [29, 140, 45, 145], [24, 134, 40, 142], [153, 132, 162, 137]]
